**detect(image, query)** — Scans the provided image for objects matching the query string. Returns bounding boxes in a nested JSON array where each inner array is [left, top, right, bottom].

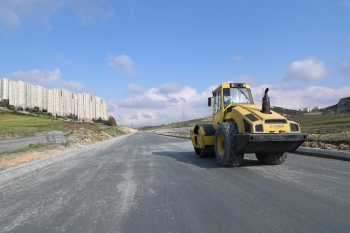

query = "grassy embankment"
[[286, 113, 350, 146], [0, 113, 127, 155], [287, 113, 350, 134], [0, 113, 125, 139], [0, 112, 136, 170]]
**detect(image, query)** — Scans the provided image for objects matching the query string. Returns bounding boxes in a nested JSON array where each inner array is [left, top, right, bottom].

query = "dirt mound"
[[118, 125, 138, 134], [301, 132, 350, 151], [302, 141, 350, 151]]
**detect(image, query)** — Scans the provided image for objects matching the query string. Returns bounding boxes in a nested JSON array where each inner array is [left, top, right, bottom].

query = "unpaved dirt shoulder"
[[0, 126, 138, 171], [301, 132, 350, 151]]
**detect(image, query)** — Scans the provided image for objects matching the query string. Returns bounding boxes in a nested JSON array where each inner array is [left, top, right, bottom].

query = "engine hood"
[[230, 104, 286, 121]]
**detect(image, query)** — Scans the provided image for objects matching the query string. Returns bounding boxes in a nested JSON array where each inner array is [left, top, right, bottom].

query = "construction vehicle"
[[190, 83, 307, 167]]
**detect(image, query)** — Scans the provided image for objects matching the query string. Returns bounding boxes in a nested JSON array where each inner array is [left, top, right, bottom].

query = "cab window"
[[213, 90, 221, 113]]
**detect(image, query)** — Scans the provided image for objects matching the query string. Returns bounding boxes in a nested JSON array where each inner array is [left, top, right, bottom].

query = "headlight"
[[290, 123, 299, 132], [255, 124, 264, 132]]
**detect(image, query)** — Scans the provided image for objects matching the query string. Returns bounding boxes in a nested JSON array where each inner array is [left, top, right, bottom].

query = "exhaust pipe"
[[262, 88, 271, 114]]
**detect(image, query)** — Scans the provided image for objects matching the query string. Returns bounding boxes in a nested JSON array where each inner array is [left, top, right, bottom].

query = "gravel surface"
[[0, 132, 349, 232]]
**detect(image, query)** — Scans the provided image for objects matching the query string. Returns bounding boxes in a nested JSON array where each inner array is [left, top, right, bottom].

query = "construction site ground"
[[0, 125, 137, 171], [1, 126, 349, 171], [153, 129, 350, 151]]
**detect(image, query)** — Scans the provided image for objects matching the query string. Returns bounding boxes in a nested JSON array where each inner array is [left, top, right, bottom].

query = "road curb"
[[151, 132, 350, 162], [294, 147, 350, 161], [152, 132, 190, 139], [0, 134, 131, 187]]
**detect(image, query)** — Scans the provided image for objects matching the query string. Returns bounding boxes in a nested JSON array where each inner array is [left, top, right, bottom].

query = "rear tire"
[[255, 152, 287, 165], [214, 122, 244, 167]]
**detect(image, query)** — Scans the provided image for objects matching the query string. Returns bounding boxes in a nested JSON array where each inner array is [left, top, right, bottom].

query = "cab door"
[[212, 89, 223, 129]]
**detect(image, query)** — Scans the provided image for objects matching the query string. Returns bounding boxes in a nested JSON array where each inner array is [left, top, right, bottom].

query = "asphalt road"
[[0, 136, 47, 154], [0, 132, 349, 232]]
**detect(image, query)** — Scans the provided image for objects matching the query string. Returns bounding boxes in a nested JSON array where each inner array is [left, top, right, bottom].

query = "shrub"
[[108, 116, 117, 126]]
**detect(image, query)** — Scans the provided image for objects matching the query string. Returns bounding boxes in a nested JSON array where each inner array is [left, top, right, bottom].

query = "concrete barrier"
[[46, 131, 66, 143]]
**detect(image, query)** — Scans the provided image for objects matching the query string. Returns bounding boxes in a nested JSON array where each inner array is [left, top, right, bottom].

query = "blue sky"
[[1, 0, 350, 127]]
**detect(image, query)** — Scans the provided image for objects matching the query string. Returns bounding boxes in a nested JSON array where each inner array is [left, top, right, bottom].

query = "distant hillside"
[[138, 117, 211, 131], [271, 106, 301, 115], [322, 97, 350, 114], [272, 96, 350, 115]]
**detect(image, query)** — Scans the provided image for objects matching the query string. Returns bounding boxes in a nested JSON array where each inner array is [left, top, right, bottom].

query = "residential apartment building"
[[34, 85, 48, 110], [94, 96, 107, 120], [0, 77, 10, 101], [77, 93, 94, 122], [47, 89, 54, 115], [0, 78, 107, 122], [9, 80, 25, 107], [63, 90, 76, 118]]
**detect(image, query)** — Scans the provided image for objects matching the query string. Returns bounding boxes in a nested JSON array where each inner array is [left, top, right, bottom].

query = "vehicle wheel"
[[255, 152, 287, 165], [214, 122, 244, 167], [194, 147, 206, 158]]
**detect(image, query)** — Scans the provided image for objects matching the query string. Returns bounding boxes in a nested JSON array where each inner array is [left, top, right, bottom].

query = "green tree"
[[0, 99, 9, 107], [108, 115, 117, 126]]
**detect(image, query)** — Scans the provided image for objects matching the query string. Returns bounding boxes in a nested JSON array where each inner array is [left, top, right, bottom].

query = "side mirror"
[[208, 97, 212, 106]]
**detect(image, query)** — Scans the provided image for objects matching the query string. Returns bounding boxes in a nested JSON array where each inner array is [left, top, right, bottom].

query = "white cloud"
[[68, 0, 115, 25], [127, 83, 143, 93], [158, 83, 182, 95], [0, 0, 114, 32], [0, 5, 21, 30], [57, 54, 71, 64], [109, 80, 350, 127], [61, 80, 85, 91], [340, 62, 350, 75], [232, 55, 243, 62], [236, 75, 259, 85], [347, 37, 350, 44], [284, 57, 328, 82], [252, 84, 350, 110], [10, 68, 60, 86], [108, 54, 136, 75], [141, 113, 152, 119], [0, 0, 62, 31], [108, 84, 215, 127], [342, 0, 350, 6]]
